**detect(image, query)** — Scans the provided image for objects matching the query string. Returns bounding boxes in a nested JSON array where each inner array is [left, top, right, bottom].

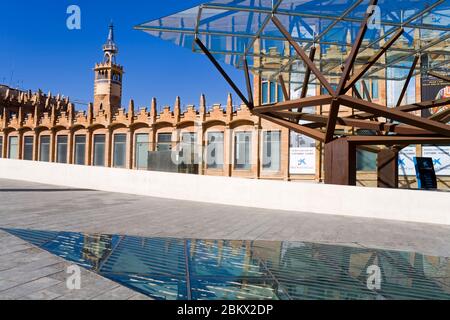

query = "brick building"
[[0, 24, 449, 188]]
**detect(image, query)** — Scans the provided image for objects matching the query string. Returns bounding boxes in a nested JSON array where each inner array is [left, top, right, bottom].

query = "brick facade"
[[1, 25, 449, 189]]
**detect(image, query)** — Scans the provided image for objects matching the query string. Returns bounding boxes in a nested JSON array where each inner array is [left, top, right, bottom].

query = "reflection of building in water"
[[82, 234, 114, 270]]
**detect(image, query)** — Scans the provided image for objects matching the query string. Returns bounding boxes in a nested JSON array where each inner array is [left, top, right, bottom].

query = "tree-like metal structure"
[[138, 0, 450, 187]]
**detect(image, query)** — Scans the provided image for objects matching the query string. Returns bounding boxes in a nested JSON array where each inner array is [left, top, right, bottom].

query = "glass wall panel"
[[56, 136, 68, 164], [206, 132, 224, 169], [23, 136, 34, 161], [270, 82, 276, 103], [277, 84, 284, 102], [234, 132, 252, 170], [8, 136, 19, 159], [356, 150, 377, 171], [387, 67, 416, 107], [74, 135, 86, 165], [93, 135, 106, 167], [135, 134, 149, 170], [39, 136, 50, 162], [113, 134, 127, 168], [180, 132, 196, 165], [372, 80, 379, 99], [262, 82, 268, 105], [262, 131, 281, 171]]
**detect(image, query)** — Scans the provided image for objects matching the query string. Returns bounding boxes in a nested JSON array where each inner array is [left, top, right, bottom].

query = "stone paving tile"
[[92, 286, 144, 300], [0, 264, 62, 284], [0, 277, 62, 300], [21, 288, 63, 300], [0, 279, 19, 292]]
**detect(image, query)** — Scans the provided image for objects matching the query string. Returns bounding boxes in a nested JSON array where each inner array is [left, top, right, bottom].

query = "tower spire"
[[94, 22, 123, 117], [103, 22, 118, 64]]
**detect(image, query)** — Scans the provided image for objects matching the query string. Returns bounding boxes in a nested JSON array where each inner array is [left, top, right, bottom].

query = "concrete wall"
[[0, 158, 449, 225]]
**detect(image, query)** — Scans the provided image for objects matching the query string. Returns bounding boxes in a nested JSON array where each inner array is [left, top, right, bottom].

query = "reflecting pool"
[[3, 228, 450, 300]]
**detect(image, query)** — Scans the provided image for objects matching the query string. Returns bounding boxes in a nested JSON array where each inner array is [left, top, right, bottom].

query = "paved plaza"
[[1, 178, 450, 299]]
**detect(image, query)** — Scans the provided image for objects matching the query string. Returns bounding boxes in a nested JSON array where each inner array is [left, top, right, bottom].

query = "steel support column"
[[377, 148, 399, 188], [324, 137, 356, 186]]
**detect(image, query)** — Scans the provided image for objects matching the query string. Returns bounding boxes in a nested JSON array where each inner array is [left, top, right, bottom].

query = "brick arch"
[[129, 122, 150, 130], [203, 120, 226, 131], [88, 123, 106, 131], [176, 120, 196, 130], [18, 126, 33, 133], [34, 126, 52, 134], [53, 125, 68, 133], [2, 127, 19, 135], [229, 119, 256, 129], [153, 121, 173, 130], [70, 124, 87, 132], [109, 123, 128, 130]]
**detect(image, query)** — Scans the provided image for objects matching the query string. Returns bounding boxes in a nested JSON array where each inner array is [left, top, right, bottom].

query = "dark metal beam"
[[271, 111, 433, 135], [338, 0, 379, 94], [359, 0, 446, 55], [352, 85, 363, 100], [252, 95, 333, 114], [278, 75, 290, 101], [397, 97, 450, 113], [324, 0, 378, 143], [300, 47, 317, 100], [346, 136, 450, 146], [194, 37, 250, 108], [396, 55, 420, 107], [358, 145, 381, 154], [442, 113, 450, 124], [429, 108, 450, 122], [428, 71, 450, 82], [271, 14, 335, 95], [243, 57, 254, 108], [367, 31, 450, 77], [353, 97, 450, 119], [361, 80, 372, 103], [257, 112, 326, 142], [343, 28, 404, 93], [339, 95, 450, 136]]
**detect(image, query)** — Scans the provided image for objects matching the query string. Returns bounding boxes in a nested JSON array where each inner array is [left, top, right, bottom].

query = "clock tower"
[[93, 23, 123, 116]]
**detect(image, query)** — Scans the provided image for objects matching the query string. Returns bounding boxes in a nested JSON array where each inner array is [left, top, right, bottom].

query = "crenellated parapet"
[[0, 85, 72, 130], [1, 84, 260, 133]]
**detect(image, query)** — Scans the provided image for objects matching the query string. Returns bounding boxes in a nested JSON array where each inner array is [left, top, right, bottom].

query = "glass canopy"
[[136, 0, 450, 83]]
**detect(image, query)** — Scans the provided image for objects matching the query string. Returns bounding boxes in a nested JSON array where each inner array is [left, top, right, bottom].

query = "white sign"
[[422, 146, 450, 176], [290, 147, 316, 175], [398, 146, 416, 176]]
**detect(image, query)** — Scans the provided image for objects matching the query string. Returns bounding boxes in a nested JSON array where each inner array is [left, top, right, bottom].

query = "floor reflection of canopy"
[[4, 228, 450, 300]]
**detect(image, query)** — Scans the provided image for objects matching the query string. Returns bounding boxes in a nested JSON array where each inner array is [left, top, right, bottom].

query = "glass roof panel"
[[136, 0, 450, 80], [6, 228, 450, 300]]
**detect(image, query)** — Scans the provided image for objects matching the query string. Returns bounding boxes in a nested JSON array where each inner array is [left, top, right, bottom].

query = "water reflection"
[[3, 228, 450, 300]]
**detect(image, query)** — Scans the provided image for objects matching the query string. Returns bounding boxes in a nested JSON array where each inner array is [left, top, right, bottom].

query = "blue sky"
[[0, 0, 244, 111]]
